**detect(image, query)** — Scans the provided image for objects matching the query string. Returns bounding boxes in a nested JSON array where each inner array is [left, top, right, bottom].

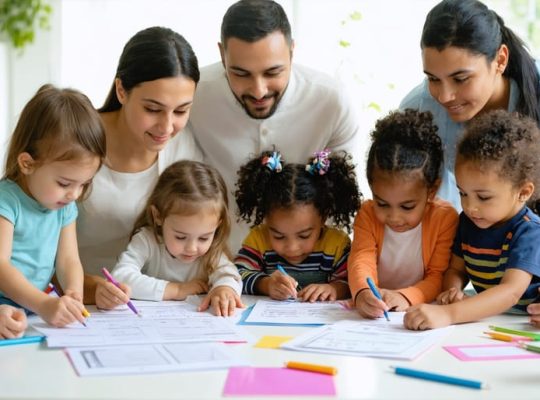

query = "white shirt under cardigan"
[[77, 131, 203, 276], [378, 223, 424, 290], [186, 62, 362, 252], [111, 227, 242, 301]]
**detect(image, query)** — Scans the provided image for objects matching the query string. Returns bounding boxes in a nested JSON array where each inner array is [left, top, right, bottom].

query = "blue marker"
[[276, 264, 288, 276], [392, 366, 487, 390], [276, 265, 300, 293], [366, 277, 390, 321], [0, 335, 45, 347]]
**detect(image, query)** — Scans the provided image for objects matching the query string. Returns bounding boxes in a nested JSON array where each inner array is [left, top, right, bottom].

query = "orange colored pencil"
[[484, 331, 532, 342], [285, 361, 337, 375]]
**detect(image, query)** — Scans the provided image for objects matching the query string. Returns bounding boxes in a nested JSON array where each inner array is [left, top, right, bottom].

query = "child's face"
[[159, 207, 220, 263], [370, 169, 436, 232], [19, 154, 100, 210], [455, 160, 528, 229], [116, 76, 196, 152], [265, 204, 324, 265]]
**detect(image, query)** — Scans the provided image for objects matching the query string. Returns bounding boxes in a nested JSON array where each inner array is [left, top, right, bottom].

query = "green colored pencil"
[[488, 325, 540, 340]]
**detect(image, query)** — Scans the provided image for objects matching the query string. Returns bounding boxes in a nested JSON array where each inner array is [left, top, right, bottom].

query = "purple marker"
[[101, 268, 141, 317]]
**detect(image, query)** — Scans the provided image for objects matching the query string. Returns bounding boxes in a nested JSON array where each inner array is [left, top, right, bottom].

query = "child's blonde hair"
[[132, 160, 232, 275], [4, 84, 106, 198]]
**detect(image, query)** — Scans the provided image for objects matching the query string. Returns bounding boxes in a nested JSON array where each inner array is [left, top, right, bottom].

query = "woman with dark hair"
[[77, 27, 202, 307], [401, 0, 540, 211]]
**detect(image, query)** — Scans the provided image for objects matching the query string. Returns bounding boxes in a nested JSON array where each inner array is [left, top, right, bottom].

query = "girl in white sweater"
[[111, 160, 243, 316]]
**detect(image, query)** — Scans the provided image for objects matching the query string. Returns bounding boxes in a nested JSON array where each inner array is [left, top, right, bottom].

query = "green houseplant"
[[0, 0, 51, 49]]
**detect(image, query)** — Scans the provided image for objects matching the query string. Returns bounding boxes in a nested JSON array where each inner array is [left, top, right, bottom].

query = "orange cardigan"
[[348, 199, 458, 305]]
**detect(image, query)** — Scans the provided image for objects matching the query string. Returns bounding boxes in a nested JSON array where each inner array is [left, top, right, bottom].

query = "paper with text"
[[33, 301, 253, 347], [66, 342, 248, 376], [242, 299, 360, 325], [281, 313, 452, 360]]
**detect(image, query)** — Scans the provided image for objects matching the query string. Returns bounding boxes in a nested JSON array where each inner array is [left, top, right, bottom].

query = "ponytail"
[[496, 16, 540, 124]]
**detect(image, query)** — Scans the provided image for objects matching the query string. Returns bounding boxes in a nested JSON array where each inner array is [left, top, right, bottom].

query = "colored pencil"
[[488, 325, 540, 340], [366, 277, 389, 321], [392, 366, 487, 389], [0, 335, 45, 347], [286, 361, 337, 375]]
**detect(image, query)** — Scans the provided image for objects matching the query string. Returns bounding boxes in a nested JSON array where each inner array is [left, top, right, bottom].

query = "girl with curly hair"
[[349, 109, 458, 319], [234, 149, 360, 302]]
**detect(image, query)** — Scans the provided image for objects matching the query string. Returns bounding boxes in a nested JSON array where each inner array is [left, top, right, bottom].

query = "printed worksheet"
[[33, 301, 253, 347], [241, 299, 361, 325], [66, 342, 249, 376], [281, 314, 453, 360]]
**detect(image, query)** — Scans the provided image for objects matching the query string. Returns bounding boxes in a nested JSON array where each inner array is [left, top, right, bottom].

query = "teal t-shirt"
[[0, 179, 78, 295]]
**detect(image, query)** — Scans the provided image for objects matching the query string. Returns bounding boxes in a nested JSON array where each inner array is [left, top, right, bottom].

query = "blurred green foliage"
[[0, 0, 51, 49]]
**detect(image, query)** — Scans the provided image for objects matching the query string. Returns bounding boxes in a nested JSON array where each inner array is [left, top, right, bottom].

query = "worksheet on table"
[[33, 301, 253, 347], [282, 313, 453, 360], [242, 299, 361, 325], [65, 342, 249, 376]]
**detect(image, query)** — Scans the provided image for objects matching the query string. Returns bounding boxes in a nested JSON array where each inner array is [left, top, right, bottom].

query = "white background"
[[0, 0, 530, 190]]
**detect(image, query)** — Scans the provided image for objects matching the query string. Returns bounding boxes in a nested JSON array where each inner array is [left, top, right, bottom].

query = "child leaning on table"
[[405, 110, 540, 330], [0, 84, 105, 327], [234, 149, 361, 302], [349, 109, 459, 318], [110, 160, 243, 317]]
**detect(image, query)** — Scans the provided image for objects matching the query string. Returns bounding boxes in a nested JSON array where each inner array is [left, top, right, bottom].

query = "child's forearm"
[[442, 267, 467, 291], [0, 262, 50, 313], [56, 260, 84, 297], [446, 282, 527, 324], [255, 276, 270, 295], [164, 282, 180, 300]]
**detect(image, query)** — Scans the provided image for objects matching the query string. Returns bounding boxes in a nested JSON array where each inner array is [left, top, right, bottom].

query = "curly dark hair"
[[235, 149, 361, 233], [367, 109, 443, 187], [457, 110, 540, 203]]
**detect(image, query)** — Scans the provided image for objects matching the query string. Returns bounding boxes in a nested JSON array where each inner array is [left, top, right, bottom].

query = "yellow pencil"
[[484, 331, 532, 342], [82, 308, 91, 318], [285, 361, 338, 375]]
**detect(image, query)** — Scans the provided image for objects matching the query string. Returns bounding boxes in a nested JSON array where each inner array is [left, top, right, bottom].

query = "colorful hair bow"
[[306, 148, 331, 175], [262, 151, 283, 172]]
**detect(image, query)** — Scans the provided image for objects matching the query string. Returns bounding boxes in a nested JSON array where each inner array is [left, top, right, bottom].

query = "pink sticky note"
[[223, 367, 336, 396], [444, 343, 540, 361]]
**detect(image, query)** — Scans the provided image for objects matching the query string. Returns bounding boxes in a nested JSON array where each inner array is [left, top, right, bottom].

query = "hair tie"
[[306, 148, 331, 175], [262, 151, 283, 173]]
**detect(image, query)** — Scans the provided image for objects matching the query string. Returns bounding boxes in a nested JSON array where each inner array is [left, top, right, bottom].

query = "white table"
[[1, 296, 539, 400]]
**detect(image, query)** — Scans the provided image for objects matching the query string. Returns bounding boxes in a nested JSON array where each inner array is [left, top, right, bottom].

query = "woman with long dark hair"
[[401, 0, 540, 210], [77, 27, 202, 308]]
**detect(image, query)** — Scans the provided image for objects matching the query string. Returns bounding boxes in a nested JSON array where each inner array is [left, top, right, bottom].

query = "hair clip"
[[262, 151, 283, 172], [306, 148, 331, 175]]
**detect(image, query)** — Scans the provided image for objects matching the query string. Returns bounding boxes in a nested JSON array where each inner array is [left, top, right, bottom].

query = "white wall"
[[0, 0, 526, 191]]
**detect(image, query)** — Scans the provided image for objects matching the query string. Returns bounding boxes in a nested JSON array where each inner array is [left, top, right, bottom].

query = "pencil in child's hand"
[[101, 268, 142, 317], [47, 283, 88, 327]]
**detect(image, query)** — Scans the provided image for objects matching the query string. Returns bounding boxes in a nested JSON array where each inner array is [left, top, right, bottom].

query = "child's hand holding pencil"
[[95, 270, 133, 311], [265, 266, 299, 300]]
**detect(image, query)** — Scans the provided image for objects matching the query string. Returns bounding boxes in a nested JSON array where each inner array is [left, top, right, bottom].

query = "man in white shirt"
[[187, 0, 361, 251]]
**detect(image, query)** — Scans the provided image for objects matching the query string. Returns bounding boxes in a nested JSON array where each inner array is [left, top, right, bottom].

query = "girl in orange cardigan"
[[349, 109, 458, 319]]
